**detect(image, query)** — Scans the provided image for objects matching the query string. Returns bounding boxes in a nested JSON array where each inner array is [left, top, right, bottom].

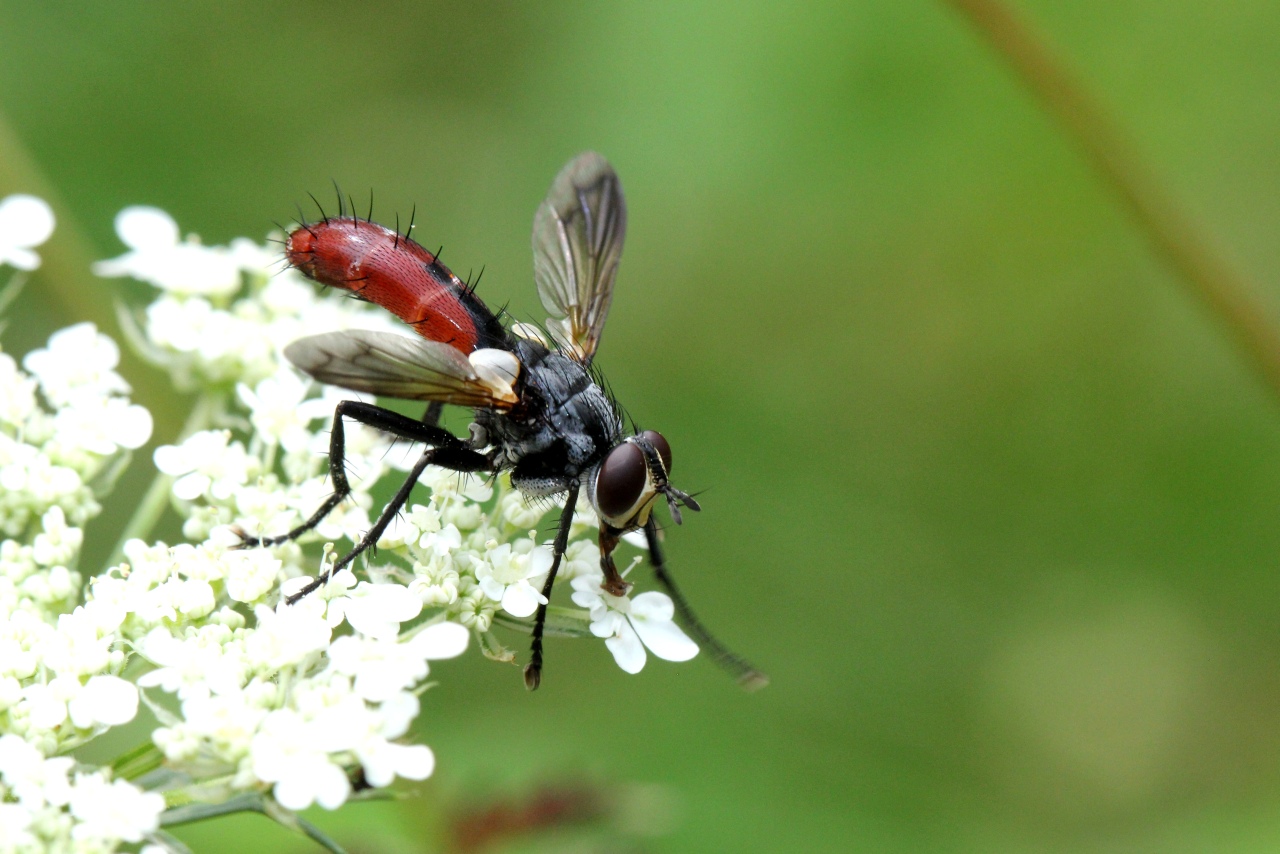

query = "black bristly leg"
[[285, 440, 491, 604], [237, 400, 465, 549], [421, 401, 444, 427], [523, 482, 580, 691], [643, 518, 769, 690]]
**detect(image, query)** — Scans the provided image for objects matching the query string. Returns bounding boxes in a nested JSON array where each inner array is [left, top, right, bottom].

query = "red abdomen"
[[286, 217, 503, 354]]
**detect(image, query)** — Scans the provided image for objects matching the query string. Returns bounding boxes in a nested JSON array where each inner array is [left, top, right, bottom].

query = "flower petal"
[[629, 591, 676, 622], [501, 581, 545, 618], [108, 403, 154, 450], [0, 195, 55, 249], [605, 621, 647, 674], [630, 614, 699, 662], [115, 206, 179, 250], [1, 247, 40, 271], [344, 583, 422, 639], [68, 675, 139, 729], [412, 621, 470, 660]]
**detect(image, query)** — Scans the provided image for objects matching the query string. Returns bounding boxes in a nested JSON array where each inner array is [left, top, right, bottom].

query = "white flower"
[[416, 465, 493, 502], [244, 602, 331, 670], [136, 625, 247, 701], [377, 502, 441, 550], [570, 580, 698, 674], [249, 708, 352, 811], [328, 580, 422, 640], [0, 734, 74, 808], [416, 522, 462, 561], [357, 739, 434, 787], [222, 548, 282, 604], [154, 430, 256, 501], [67, 674, 138, 730], [19, 677, 71, 730], [22, 322, 131, 406], [496, 488, 549, 530], [560, 539, 601, 581], [325, 622, 468, 703], [0, 194, 55, 270], [67, 772, 165, 844], [474, 541, 553, 618], [0, 803, 37, 849], [93, 206, 244, 297], [153, 688, 269, 763], [227, 236, 279, 275], [376, 690, 420, 739], [236, 370, 340, 453], [31, 506, 82, 567], [50, 394, 153, 455]]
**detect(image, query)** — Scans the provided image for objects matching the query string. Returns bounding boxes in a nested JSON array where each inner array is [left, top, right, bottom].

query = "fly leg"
[[523, 482, 580, 691], [643, 518, 769, 690], [237, 400, 466, 549], [285, 439, 491, 604]]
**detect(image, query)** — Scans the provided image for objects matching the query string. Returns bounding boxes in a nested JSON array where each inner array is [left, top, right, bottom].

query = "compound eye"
[[640, 430, 672, 475], [596, 442, 648, 521]]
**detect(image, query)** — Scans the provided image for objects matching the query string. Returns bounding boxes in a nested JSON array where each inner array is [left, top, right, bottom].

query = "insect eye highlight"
[[596, 442, 647, 521]]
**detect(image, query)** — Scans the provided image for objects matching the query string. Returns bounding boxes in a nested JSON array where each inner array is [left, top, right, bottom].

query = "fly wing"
[[285, 329, 517, 408], [531, 151, 627, 364]]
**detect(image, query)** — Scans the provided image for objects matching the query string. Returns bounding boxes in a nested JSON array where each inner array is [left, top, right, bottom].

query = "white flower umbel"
[[0, 203, 699, 852]]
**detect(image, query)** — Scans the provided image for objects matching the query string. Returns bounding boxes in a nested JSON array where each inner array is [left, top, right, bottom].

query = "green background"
[[4, 2, 1280, 851]]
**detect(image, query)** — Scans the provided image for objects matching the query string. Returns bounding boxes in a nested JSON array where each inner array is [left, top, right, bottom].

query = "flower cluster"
[[0, 734, 164, 851], [0, 197, 165, 850], [0, 201, 698, 850]]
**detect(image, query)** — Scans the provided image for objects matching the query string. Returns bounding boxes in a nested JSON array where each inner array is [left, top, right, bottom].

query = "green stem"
[[942, 0, 1280, 399], [111, 739, 166, 781], [493, 605, 595, 638], [103, 393, 221, 570]]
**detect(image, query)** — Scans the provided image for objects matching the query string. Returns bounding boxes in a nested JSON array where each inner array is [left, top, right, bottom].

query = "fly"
[[242, 153, 766, 691]]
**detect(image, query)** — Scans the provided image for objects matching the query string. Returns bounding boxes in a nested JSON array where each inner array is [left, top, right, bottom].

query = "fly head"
[[588, 430, 700, 533]]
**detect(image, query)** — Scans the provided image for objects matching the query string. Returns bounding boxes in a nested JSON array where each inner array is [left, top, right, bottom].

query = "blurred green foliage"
[[3, 2, 1280, 851]]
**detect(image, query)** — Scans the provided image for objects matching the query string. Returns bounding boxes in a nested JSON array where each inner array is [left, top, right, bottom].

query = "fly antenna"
[[659, 484, 700, 526]]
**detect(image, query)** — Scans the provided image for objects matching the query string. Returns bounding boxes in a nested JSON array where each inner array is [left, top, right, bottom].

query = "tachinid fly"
[[244, 153, 765, 691]]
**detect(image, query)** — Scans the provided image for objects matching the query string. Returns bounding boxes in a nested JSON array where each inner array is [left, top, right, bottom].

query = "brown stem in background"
[[943, 0, 1280, 399]]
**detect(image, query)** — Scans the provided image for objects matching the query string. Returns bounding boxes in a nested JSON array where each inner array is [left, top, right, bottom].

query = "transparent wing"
[[285, 329, 517, 408], [532, 151, 627, 364]]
